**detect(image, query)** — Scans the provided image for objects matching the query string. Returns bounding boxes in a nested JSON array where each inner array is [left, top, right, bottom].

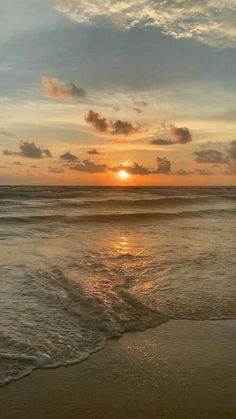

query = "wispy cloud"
[[55, 0, 236, 48], [42, 76, 86, 100]]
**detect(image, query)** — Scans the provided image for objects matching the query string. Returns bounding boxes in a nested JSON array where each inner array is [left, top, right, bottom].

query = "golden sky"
[[0, 0, 236, 185]]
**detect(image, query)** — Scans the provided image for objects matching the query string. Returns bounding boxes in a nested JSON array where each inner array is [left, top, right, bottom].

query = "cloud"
[[175, 169, 192, 176], [111, 161, 152, 176], [70, 159, 107, 173], [150, 138, 173, 146], [85, 110, 140, 136], [42, 76, 86, 100], [111, 157, 171, 176], [85, 110, 109, 133], [227, 140, 236, 160], [151, 125, 192, 146], [54, 0, 236, 48], [111, 119, 139, 135], [225, 140, 236, 174], [193, 149, 227, 164], [193, 142, 236, 174], [48, 166, 65, 173], [60, 151, 78, 161], [170, 125, 192, 144], [156, 157, 171, 174], [87, 148, 101, 155], [196, 169, 214, 176], [3, 141, 52, 159]]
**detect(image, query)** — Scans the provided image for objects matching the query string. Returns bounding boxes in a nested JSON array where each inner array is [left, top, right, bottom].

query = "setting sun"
[[118, 170, 129, 180]]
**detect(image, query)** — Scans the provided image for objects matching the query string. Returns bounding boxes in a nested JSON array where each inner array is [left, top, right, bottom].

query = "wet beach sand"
[[0, 319, 235, 419]]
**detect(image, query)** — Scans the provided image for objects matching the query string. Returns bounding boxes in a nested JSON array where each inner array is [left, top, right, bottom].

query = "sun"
[[118, 170, 129, 180]]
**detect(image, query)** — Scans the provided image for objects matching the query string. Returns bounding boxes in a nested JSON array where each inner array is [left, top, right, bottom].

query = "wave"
[[55, 196, 217, 209], [0, 186, 235, 201], [0, 208, 235, 224]]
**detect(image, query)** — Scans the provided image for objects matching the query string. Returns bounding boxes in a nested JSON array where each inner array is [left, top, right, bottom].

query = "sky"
[[0, 0, 235, 186]]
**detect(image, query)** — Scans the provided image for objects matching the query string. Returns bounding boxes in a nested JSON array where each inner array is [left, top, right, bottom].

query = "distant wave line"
[[0, 208, 235, 224]]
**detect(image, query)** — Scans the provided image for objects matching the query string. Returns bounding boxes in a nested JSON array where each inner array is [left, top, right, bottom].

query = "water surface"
[[0, 186, 235, 385]]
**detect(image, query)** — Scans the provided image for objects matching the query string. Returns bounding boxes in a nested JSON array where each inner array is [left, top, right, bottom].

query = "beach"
[[0, 319, 235, 419]]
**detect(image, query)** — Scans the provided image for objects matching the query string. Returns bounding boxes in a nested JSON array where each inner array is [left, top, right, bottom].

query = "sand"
[[0, 320, 235, 419]]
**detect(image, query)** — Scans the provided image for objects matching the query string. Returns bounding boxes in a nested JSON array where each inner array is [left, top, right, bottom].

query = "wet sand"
[[0, 320, 235, 419]]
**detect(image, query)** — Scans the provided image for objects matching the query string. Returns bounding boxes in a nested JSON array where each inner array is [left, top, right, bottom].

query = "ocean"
[[0, 186, 235, 386]]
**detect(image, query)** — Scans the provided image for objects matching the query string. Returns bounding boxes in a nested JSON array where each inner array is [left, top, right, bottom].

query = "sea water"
[[0, 186, 235, 385]]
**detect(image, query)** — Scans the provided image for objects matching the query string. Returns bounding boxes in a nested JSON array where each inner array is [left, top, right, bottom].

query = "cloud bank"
[[55, 0, 236, 48]]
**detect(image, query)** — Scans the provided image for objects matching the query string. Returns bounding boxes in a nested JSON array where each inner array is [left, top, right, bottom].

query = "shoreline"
[[0, 319, 235, 419]]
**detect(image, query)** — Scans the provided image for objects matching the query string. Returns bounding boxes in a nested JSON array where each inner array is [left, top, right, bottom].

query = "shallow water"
[[0, 186, 235, 385]]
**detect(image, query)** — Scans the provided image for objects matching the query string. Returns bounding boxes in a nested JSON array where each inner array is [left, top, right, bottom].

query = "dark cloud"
[[193, 149, 227, 164], [3, 141, 52, 159], [156, 157, 171, 174], [87, 148, 101, 155], [60, 151, 78, 161], [42, 76, 86, 100], [170, 125, 192, 144], [85, 110, 139, 136], [111, 119, 138, 136], [85, 110, 109, 133], [20, 141, 52, 158], [70, 159, 107, 173], [175, 169, 191, 176], [196, 169, 214, 176], [150, 138, 173, 145]]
